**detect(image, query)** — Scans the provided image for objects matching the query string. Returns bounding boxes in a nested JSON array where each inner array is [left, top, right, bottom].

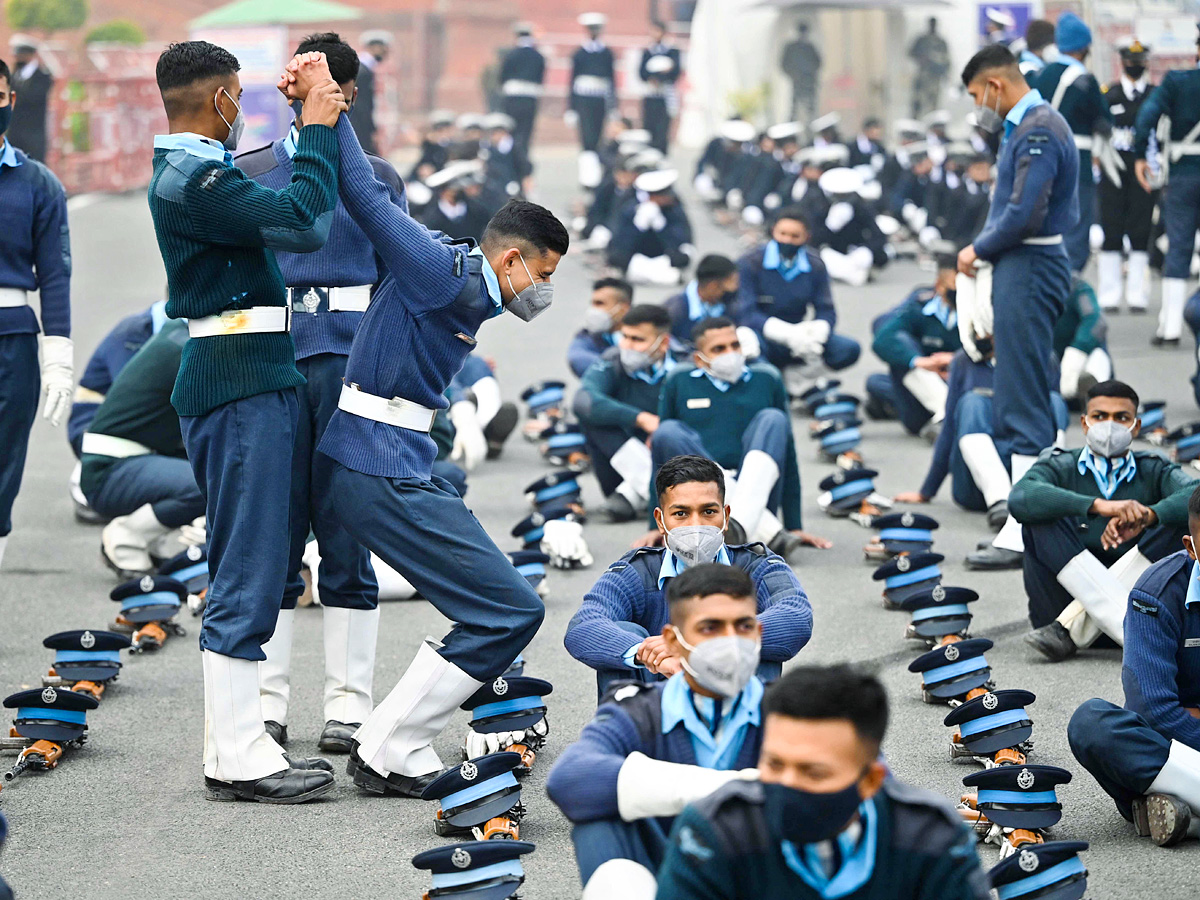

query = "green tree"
[[85, 19, 146, 45], [6, 0, 89, 33]]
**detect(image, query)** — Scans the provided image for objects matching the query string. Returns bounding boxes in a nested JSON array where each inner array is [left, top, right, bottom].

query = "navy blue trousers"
[[431, 459, 468, 498], [284, 354, 377, 612], [1066, 167, 1095, 272], [762, 332, 861, 373], [87, 455, 205, 527], [1184, 290, 1200, 408], [865, 368, 933, 435], [992, 246, 1070, 459], [1163, 172, 1200, 279], [1022, 517, 1185, 628], [180, 389, 298, 660], [576, 97, 607, 151], [582, 421, 639, 498], [328, 466, 544, 681], [573, 817, 670, 885], [0, 334, 39, 537], [1069, 698, 1172, 821]]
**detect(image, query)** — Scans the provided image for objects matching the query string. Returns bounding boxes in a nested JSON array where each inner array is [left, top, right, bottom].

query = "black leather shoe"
[[1024, 621, 1078, 662], [1151, 335, 1181, 348], [318, 721, 359, 754], [1135, 793, 1193, 846], [284, 752, 334, 772], [205, 766, 334, 804], [484, 402, 519, 460], [724, 518, 748, 545], [767, 530, 805, 564], [264, 720, 288, 746], [966, 545, 1023, 570], [347, 746, 441, 798], [985, 501, 1008, 531], [602, 492, 636, 523]]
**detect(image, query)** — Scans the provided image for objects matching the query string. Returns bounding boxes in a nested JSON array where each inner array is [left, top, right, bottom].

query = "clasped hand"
[[276, 52, 348, 127], [1092, 497, 1157, 551]]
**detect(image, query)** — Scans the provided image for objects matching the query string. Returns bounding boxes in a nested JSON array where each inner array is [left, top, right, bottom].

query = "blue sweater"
[[973, 96, 1079, 261], [318, 116, 504, 479], [236, 134, 407, 360], [0, 141, 70, 338], [919, 352, 994, 500], [735, 245, 835, 332], [564, 545, 812, 671], [1123, 550, 1200, 750], [568, 328, 613, 378]]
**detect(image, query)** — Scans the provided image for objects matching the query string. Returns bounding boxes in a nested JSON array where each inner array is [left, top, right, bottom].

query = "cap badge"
[[901, 512, 914, 527], [897, 556, 911, 572], [187, 544, 203, 561], [944, 644, 959, 661], [140, 575, 155, 592], [493, 677, 509, 696], [451, 847, 472, 869], [41, 687, 58, 704], [1018, 849, 1039, 873], [982, 692, 999, 710], [932, 585, 946, 602], [80, 630, 96, 649], [833, 471, 845, 484], [461, 761, 479, 782], [1017, 768, 1036, 790]]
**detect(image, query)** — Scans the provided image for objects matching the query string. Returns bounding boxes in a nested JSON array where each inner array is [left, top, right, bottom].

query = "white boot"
[[1126, 250, 1150, 310], [324, 606, 380, 726], [101, 503, 171, 574], [353, 640, 483, 777], [202, 649, 288, 782], [1149, 740, 1200, 811], [259, 607, 294, 726], [1096, 250, 1123, 310], [958, 434, 1011, 509], [1085, 347, 1114, 384], [902, 367, 949, 421], [751, 508, 785, 545], [0, 535, 6, 571], [992, 454, 1038, 553], [1058, 346, 1088, 401], [1055, 550, 1128, 645], [582, 859, 657, 900], [729, 450, 780, 539], [1159, 278, 1188, 340]]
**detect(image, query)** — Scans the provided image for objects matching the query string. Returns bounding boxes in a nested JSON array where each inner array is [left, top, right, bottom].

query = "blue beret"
[[963, 764, 1071, 830], [943, 688, 1035, 754], [988, 840, 1088, 900], [1055, 12, 1092, 53], [462, 676, 553, 732], [412, 840, 534, 900]]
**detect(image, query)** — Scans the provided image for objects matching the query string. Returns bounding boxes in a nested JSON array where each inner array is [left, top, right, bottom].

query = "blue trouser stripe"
[[978, 789, 1058, 805], [996, 858, 1086, 900], [959, 708, 1030, 737], [886, 564, 941, 588], [829, 479, 873, 501], [472, 695, 545, 720], [441, 770, 519, 810], [54, 649, 121, 663], [922, 655, 988, 684], [879, 527, 932, 542], [17, 707, 86, 724], [910, 603, 970, 622], [431, 859, 524, 890]]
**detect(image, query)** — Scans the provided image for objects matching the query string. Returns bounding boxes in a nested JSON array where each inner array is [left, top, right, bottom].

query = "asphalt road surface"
[[0, 147, 1197, 898]]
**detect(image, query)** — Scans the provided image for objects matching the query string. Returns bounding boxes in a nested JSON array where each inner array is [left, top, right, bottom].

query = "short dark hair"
[[773, 205, 811, 231], [691, 315, 735, 345], [622, 304, 671, 332], [765, 665, 889, 750], [696, 254, 737, 283], [593, 277, 633, 303], [862, 116, 881, 130], [0, 59, 9, 89], [1025, 19, 1056, 51], [666, 562, 754, 606], [296, 32, 359, 86], [481, 199, 570, 257], [961, 44, 1020, 87], [156, 40, 240, 95], [1086, 379, 1139, 411], [1188, 483, 1200, 521], [655, 454, 726, 503]]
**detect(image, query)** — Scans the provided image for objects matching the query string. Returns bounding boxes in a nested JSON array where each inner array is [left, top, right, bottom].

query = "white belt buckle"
[[301, 287, 321, 314]]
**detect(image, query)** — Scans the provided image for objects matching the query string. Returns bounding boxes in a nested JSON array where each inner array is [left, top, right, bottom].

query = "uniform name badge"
[[687, 398, 711, 409], [1185, 638, 1200, 648]]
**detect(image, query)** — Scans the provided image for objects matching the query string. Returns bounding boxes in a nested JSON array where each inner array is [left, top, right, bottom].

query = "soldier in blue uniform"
[[565, 455, 811, 696], [1069, 484, 1200, 846], [0, 56, 73, 573], [236, 33, 407, 754], [568, 277, 632, 378], [570, 13, 616, 187], [956, 44, 1078, 570], [639, 21, 682, 154], [663, 254, 739, 348], [607, 169, 694, 285], [499, 22, 545, 163], [654, 665, 990, 900], [1134, 24, 1200, 347], [1031, 12, 1112, 274], [548, 564, 768, 899]]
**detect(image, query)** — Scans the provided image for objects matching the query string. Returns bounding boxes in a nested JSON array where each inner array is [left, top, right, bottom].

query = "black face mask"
[[944, 288, 957, 306], [1124, 65, 1146, 81], [762, 775, 866, 845], [777, 241, 803, 261]]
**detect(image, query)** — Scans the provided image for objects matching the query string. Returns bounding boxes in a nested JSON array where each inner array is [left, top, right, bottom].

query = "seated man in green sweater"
[[648, 317, 829, 559], [654, 664, 990, 900], [574, 304, 676, 523], [1016, 380, 1196, 662]]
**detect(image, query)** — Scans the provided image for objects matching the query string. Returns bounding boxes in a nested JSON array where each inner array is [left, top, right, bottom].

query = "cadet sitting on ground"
[[568, 277, 633, 378]]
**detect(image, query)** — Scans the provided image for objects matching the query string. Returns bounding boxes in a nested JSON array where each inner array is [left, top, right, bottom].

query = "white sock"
[[991, 455, 1038, 553], [958, 433, 1011, 508]]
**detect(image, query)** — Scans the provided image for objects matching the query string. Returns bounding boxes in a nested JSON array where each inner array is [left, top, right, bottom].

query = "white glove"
[[40, 335, 74, 427], [616, 752, 759, 821], [762, 316, 797, 347], [694, 172, 719, 200], [563, 109, 580, 127], [825, 201, 855, 233], [180, 516, 207, 546], [1059, 345, 1088, 399], [972, 261, 994, 340], [902, 201, 927, 233], [918, 225, 942, 249], [633, 200, 667, 232], [725, 188, 744, 210], [541, 519, 593, 569], [735, 326, 761, 360], [789, 319, 830, 357], [449, 401, 487, 471], [742, 205, 764, 226], [464, 716, 549, 760], [763, 192, 782, 211]]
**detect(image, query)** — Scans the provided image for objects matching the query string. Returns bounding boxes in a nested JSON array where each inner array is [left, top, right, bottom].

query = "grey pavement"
[[0, 146, 1197, 897]]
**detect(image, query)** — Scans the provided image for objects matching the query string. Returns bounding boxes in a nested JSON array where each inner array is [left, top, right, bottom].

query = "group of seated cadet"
[[1012, 381, 1196, 661], [446, 349, 519, 467], [647, 318, 831, 556], [564, 455, 812, 697], [736, 207, 861, 397], [607, 168, 695, 286], [809, 167, 890, 287], [568, 277, 633, 378], [1069, 483, 1200, 848], [865, 250, 961, 440], [574, 304, 677, 523], [663, 254, 739, 348]]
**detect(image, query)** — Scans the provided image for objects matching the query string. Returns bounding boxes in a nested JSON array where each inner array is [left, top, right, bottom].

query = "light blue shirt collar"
[[1004, 89, 1045, 140], [657, 544, 733, 589], [1060, 54, 1087, 72], [1077, 445, 1138, 500], [685, 280, 726, 322], [149, 300, 169, 335], [631, 353, 677, 385], [781, 799, 878, 899], [922, 295, 957, 330], [153, 132, 233, 167], [1185, 562, 1200, 608], [762, 241, 812, 281], [283, 124, 299, 160], [0, 138, 20, 169], [471, 247, 504, 315], [661, 672, 763, 770], [691, 365, 751, 393]]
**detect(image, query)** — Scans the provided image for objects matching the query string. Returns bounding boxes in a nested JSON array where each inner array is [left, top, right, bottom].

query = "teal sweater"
[[147, 126, 339, 416], [659, 363, 802, 529], [576, 353, 665, 431]]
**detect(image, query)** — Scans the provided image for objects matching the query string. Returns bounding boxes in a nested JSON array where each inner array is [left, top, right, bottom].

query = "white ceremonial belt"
[[1024, 235, 1063, 246], [573, 75, 611, 94], [82, 433, 152, 458], [1171, 144, 1200, 157], [288, 285, 371, 313], [503, 80, 543, 97], [0, 288, 28, 308], [337, 384, 436, 433], [1074, 135, 1094, 150], [74, 386, 106, 404], [187, 307, 291, 338]]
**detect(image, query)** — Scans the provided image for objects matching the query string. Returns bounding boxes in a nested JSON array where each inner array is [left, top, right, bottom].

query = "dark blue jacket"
[[1032, 62, 1113, 162], [500, 43, 546, 87], [1124, 550, 1200, 751], [1134, 68, 1200, 175], [607, 195, 693, 271], [736, 245, 836, 331]]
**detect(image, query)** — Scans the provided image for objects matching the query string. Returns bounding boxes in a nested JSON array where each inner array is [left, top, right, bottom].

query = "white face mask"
[[672, 627, 760, 699], [1085, 420, 1134, 458], [698, 350, 746, 384], [665, 519, 726, 566], [974, 83, 1003, 135], [505, 250, 554, 321], [215, 88, 244, 151]]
